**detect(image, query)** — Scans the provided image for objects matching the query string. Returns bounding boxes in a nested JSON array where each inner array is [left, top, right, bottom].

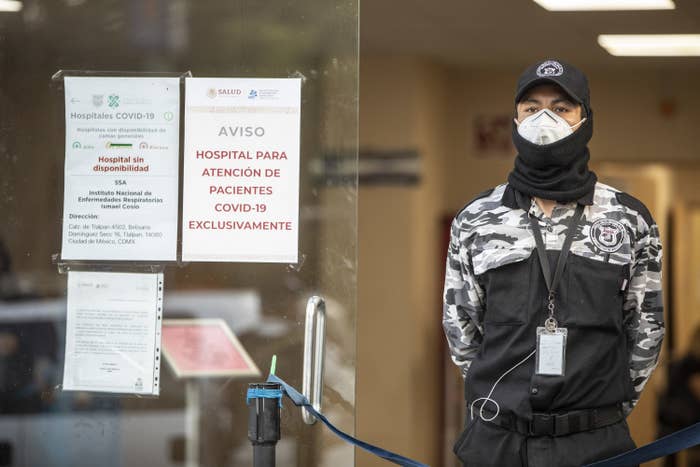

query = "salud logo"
[[536, 60, 564, 77], [207, 88, 217, 99], [108, 94, 120, 108], [218, 88, 242, 96], [92, 94, 104, 107], [589, 218, 626, 253]]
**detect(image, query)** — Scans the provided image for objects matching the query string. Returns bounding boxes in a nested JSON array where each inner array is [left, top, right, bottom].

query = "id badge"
[[536, 326, 568, 376]]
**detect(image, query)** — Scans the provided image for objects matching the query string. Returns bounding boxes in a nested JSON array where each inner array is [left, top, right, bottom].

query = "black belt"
[[480, 405, 624, 437]]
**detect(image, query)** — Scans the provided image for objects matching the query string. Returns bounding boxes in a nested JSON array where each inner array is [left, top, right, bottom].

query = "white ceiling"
[[361, 0, 700, 69]]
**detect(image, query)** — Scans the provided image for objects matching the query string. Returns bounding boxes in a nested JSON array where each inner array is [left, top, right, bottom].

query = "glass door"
[[0, 1, 358, 466]]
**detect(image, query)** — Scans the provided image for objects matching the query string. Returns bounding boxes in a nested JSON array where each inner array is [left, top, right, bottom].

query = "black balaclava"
[[507, 59, 597, 203]]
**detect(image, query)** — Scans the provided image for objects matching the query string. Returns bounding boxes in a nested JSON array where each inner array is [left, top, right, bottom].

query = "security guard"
[[443, 59, 664, 467]]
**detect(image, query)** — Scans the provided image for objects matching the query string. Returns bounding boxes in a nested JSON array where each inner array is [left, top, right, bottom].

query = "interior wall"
[[358, 54, 700, 466], [669, 166, 700, 356], [357, 56, 449, 467]]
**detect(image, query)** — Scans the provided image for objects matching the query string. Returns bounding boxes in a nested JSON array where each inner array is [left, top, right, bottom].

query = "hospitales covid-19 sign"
[[61, 77, 180, 261]]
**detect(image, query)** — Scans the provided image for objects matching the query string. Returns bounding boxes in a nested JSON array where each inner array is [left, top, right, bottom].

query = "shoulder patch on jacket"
[[615, 191, 654, 226], [456, 188, 495, 217]]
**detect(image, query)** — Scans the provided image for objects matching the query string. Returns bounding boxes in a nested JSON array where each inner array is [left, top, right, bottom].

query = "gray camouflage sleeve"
[[442, 217, 485, 379], [622, 218, 664, 415]]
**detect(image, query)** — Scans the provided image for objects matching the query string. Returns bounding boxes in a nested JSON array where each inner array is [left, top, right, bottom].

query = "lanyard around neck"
[[528, 204, 585, 327]]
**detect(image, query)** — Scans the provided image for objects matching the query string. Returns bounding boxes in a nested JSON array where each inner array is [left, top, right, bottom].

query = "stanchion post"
[[247, 382, 282, 467]]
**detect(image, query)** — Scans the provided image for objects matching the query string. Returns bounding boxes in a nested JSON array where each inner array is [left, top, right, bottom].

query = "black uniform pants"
[[454, 417, 638, 467]]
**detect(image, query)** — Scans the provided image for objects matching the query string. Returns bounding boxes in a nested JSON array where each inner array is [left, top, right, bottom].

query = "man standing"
[[443, 59, 664, 467]]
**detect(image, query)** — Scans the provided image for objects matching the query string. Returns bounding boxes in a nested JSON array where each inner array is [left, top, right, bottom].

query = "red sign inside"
[[161, 319, 260, 378]]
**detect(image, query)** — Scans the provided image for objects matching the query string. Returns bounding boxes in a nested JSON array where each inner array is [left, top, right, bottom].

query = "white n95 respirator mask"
[[515, 109, 586, 145]]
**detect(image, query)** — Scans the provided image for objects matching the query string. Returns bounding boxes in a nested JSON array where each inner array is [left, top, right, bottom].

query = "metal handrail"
[[302, 296, 326, 424]]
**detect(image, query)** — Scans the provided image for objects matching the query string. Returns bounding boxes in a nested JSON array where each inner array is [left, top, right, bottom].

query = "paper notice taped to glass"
[[61, 76, 180, 261], [62, 271, 163, 395], [181, 77, 301, 263]]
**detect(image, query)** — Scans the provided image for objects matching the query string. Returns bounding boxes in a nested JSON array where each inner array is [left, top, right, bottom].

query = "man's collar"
[[501, 184, 594, 211]]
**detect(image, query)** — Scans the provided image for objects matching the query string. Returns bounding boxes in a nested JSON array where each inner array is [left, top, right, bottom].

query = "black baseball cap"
[[514, 59, 590, 112]]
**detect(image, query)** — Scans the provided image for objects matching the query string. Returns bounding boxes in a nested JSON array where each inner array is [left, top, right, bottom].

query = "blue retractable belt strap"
[[246, 387, 284, 407], [267, 374, 430, 467], [584, 421, 700, 467]]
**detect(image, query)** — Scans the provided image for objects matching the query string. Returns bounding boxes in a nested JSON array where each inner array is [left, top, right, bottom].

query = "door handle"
[[302, 296, 326, 425]]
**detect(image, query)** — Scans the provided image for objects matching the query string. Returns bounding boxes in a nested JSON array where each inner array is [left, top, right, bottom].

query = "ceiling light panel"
[[533, 0, 674, 11], [598, 34, 700, 56], [0, 0, 21, 12]]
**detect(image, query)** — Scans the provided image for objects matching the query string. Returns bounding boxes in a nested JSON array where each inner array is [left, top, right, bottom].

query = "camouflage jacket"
[[442, 182, 664, 413]]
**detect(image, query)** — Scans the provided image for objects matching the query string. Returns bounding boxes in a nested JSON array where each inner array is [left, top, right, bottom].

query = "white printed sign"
[[63, 271, 163, 395], [182, 77, 301, 263], [61, 77, 180, 261]]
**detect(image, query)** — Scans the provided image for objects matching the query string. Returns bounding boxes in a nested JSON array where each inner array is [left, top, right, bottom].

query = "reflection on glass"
[[0, 0, 357, 466]]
